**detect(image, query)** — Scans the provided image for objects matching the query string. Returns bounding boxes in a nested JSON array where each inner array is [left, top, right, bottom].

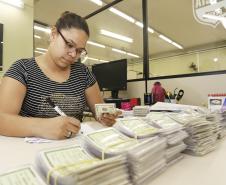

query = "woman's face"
[[50, 27, 88, 68]]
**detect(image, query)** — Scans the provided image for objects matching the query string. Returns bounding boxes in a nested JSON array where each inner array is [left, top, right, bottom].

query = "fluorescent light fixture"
[[89, 0, 103, 6], [148, 27, 154, 33], [87, 41, 106, 48], [127, 52, 139, 58], [213, 57, 218, 62], [100, 29, 133, 43], [0, 0, 24, 8], [159, 34, 183, 49], [135, 21, 143, 28], [112, 48, 126, 54], [172, 42, 183, 49], [159, 34, 172, 44], [35, 50, 45, 54], [99, 59, 109, 63], [34, 25, 51, 34], [36, 47, 48, 51], [109, 7, 135, 23], [135, 21, 154, 33], [87, 57, 99, 61], [34, 35, 41, 39]]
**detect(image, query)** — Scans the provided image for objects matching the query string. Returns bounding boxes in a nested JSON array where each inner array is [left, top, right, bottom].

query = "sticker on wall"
[[192, 0, 226, 28]]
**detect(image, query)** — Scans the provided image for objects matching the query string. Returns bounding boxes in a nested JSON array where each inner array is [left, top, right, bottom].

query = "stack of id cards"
[[95, 103, 116, 118]]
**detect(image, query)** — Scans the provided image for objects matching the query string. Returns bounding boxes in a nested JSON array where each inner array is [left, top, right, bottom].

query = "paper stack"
[[146, 112, 184, 135], [133, 106, 150, 117], [0, 165, 46, 185], [146, 112, 188, 165], [127, 137, 167, 185], [84, 127, 138, 159], [36, 145, 131, 185], [114, 117, 159, 139], [168, 111, 219, 156]]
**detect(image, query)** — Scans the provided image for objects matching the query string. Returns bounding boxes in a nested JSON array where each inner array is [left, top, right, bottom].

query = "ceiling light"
[[109, 7, 135, 23], [135, 21, 154, 33], [112, 48, 126, 54], [99, 59, 109, 63], [213, 57, 218, 62], [35, 50, 45, 54], [87, 57, 99, 61], [0, 41, 3, 44], [34, 25, 51, 34], [159, 34, 172, 44], [87, 41, 106, 48], [127, 52, 140, 58], [135, 21, 143, 28], [89, 0, 103, 6], [34, 35, 41, 39], [36, 47, 48, 51], [101, 29, 133, 43], [148, 27, 154, 33], [0, 0, 24, 8], [172, 42, 183, 49]]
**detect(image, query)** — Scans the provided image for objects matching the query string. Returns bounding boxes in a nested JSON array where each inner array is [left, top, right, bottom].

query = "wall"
[[0, 0, 34, 75], [126, 74, 226, 106]]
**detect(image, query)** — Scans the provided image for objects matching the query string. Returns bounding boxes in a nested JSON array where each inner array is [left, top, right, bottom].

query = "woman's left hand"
[[97, 110, 122, 127]]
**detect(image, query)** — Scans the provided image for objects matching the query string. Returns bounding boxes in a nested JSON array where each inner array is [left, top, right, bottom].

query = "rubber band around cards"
[[101, 139, 138, 160], [47, 159, 99, 185]]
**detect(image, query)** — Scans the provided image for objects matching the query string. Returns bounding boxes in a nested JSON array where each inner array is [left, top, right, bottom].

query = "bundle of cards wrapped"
[[0, 165, 47, 185], [84, 127, 138, 159], [126, 137, 167, 185], [36, 145, 132, 185], [146, 112, 183, 135], [133, 106, 150, 117], [114, 117, 159, 139], [95, 103, 116, 118]]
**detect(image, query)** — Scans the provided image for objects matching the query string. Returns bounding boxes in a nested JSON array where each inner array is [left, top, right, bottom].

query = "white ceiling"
[[34, 0, 226, 63]]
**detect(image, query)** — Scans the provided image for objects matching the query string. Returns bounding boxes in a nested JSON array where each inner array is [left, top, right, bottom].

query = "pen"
[[46, 97, 83, 135], [46, 97, 66, 116]]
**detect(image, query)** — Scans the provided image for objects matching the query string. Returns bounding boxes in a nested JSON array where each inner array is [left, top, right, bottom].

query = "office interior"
[[1, 1, 226, 185], [0, 0, 226, 106]]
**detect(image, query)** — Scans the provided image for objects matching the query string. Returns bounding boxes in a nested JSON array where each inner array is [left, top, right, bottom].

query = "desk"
[[1, 122, 226, 185]]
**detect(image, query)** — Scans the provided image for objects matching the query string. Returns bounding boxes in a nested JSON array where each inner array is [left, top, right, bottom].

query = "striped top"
[[4, 58, 96, 121]]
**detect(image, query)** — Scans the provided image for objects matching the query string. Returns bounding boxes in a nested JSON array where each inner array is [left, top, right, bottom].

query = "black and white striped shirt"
[[4, 58, 96, 121]]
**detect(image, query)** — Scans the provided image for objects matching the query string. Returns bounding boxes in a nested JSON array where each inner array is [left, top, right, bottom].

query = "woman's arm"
[[0, 77, 80, 139]]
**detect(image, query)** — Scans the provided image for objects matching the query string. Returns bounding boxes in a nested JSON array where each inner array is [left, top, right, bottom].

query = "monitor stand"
[[111, 90, 119, 99]]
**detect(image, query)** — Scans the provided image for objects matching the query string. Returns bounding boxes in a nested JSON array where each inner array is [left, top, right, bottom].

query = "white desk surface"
[[1, 121, 226, 185]]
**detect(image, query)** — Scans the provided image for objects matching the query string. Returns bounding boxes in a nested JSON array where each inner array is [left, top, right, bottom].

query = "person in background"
[[0, 11, 119, 140], [151, 81, 166, 104]]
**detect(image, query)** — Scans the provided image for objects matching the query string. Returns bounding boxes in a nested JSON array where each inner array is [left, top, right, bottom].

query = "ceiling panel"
[[34, 0, 226, 63]]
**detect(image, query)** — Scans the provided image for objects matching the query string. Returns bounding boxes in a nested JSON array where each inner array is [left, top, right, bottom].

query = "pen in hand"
[[46, 97, 66, 116]]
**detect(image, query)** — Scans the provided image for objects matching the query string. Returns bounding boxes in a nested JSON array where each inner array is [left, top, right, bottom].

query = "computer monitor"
[[92, 59, 127, 99]]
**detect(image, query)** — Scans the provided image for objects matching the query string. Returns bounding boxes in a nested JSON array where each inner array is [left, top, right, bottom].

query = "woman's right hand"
[[34, 116, 81, 140]]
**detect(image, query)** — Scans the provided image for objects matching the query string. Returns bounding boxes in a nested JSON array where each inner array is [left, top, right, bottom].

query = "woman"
[[0, 11, 118, 139]]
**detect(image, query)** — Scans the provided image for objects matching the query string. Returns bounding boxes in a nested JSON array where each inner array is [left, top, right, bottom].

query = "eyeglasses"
[[57, 29, 87, 57]]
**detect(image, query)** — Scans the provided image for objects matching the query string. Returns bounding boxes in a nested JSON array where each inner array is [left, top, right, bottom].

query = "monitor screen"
[[92, 59, 127, 98]]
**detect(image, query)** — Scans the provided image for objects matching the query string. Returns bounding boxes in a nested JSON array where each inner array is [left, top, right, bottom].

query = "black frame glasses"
[[57, 29, 87, 57]]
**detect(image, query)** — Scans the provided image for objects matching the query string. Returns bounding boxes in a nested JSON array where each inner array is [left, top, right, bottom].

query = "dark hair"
[[154, 81, 161, 85], [55, 11, 89, 36]]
